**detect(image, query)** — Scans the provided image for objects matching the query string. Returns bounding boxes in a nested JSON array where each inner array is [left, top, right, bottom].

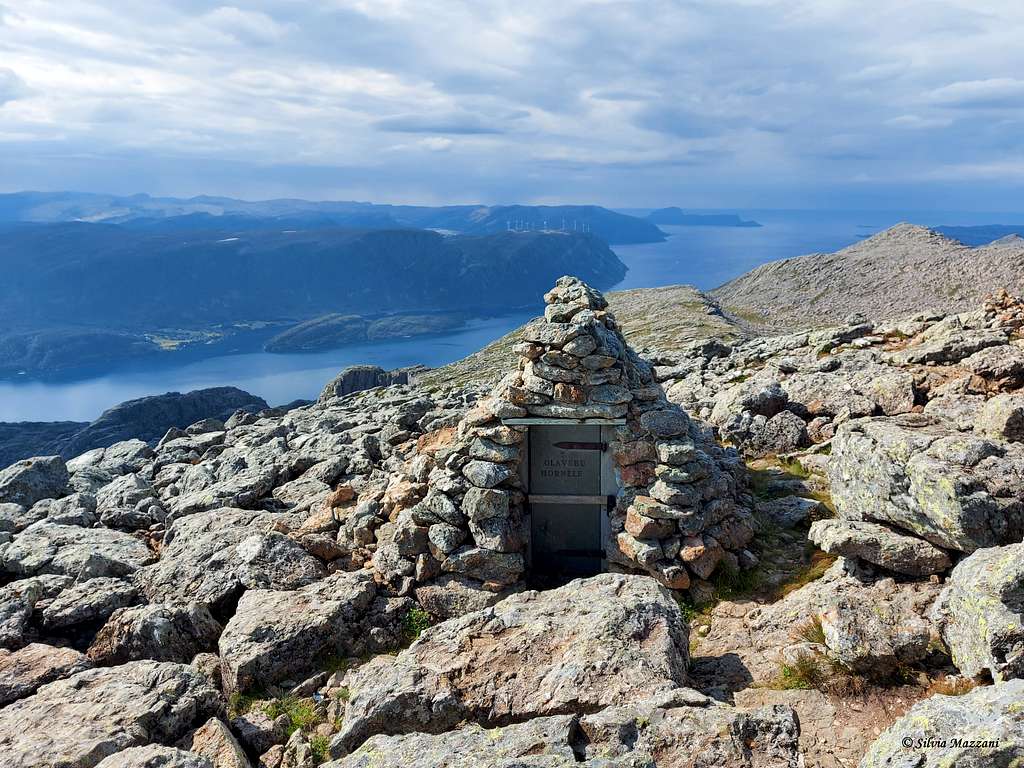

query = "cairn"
[[372, 276, 756, 599]]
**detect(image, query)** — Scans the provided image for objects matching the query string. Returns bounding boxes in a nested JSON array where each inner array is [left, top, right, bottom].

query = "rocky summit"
[[1, 276, 1024, 767]]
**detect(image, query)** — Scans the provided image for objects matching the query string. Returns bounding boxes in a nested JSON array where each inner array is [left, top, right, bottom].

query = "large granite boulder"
[[136, 508, 325, 614], [328, 691, 800, 767], [689, 559, 942, 697], [89, 603, 222, 665], [818, 590, 933, 675], [186, 718, 250, 768], [218, 571, 379, 695], [0, 660, 220, 768], [0, 502, 44, 534], [331, 573, 688, 756], [930, 542, 1024, 682], [0, 521, 155, 578], [0, 642, 92, 706], [318, 365, 410, 402], [860, 679, 1024, 767], [67, 439, 154, 477], [0, 456, 69, 507], [94, 746, 212, 768], [829, 415, 1024, 552], [0, 575, 69, 649], [40, 576, 141, 631], [809, 519, 951, 576]]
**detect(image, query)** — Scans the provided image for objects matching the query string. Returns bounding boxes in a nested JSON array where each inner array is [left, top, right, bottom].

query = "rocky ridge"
[[712, 223, 1024, 331], [0, 278, 1023, 766]]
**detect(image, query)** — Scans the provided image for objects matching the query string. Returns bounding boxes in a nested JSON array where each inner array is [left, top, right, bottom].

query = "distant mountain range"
[[645, 207, 762, 227], [0, 191, 665, 245], [0, 221, 626, 376]]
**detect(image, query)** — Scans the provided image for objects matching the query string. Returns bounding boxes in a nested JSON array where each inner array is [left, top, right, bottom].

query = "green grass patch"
[[793, 616, 826, 645], [777, 654, 829, 690], [673, 591, 711, 623], [773, 652, 866, 695], [309, 733, 331, 764], [401, 606, 433, 644], [264, 696, 324, 738], [227, 691, 266, 718]]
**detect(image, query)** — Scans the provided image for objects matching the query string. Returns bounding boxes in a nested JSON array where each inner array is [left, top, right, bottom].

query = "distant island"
[[646, 206, 762, 227], [263, 311, 469, 353]]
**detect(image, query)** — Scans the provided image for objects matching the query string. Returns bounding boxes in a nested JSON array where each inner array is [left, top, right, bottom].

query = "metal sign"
[[529, 425, 602, 495], [528, 425, 604, 577]]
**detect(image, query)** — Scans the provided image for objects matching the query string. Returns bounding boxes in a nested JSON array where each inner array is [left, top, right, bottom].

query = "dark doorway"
[[528, 425, 605, 579]]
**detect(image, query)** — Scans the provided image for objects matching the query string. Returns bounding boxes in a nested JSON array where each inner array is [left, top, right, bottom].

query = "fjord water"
[[1, 209, 1018, 422]]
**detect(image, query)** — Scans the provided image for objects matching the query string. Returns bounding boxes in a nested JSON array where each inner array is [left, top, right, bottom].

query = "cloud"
[[0, 0, 1023, 209], [0, 67, 27, 105], [417, 137, 453, 151], [373, 113, 505, 135], [885, 114, 954, 130], [927, 78, 1024, 109], [201, 7, 290, 45]]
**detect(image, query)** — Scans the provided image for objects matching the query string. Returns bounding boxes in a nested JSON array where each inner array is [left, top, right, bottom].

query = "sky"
[[1, 0, 1023, 209]]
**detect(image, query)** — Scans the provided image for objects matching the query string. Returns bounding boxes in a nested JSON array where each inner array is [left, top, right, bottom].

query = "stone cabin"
[[371, 276, 754, 608]]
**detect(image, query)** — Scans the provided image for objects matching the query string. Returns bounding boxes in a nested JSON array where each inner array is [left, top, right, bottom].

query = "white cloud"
[[885, 114, 954, 129], [927, 78, 1024, 109], [0, 0, 1023, 207], [417, 137, 453, 151], [201, 7, 290, 45], [0, 67, 27, 104]]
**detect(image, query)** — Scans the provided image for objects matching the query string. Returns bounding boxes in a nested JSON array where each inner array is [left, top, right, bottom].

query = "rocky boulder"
[[930, 542, 1024, 682], [94, 746, 212, 768], [0, 642, 91, 706], [136, 508, 325, 614], [329, 691, 800, 767], [818, 590, 933, 676], [829, 415, 1024, 552], [0, 660, 220, 768], [186, 718, 250, 768], [331, 573, 688, 756], [860, 678, 1024, 767], [1, 521, 155, 579], [0, 575, 69, 649], [689, 559, 942, 696], [89, 602, 222, 665], [0, 455, 69, 507], [40, 576, 141, 631], [218, 571, 381, 695], [978, 393, 1024, 441], [809, 519, 951, 576]]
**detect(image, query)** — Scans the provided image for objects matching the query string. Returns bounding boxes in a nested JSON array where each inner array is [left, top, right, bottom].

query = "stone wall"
[[371, 277, 755, 602]]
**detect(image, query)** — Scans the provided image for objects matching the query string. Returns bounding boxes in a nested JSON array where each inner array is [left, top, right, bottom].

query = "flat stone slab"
[[332, 573, 688, 755]]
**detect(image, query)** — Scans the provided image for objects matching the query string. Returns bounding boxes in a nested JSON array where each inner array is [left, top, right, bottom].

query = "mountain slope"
[[0, 225, 625, 330], [711, 223, 1024, 330], [417, 284, 744, 388]]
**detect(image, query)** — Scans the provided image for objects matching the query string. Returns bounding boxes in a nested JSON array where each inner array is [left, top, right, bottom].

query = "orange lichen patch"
[[416, 427, 457, 456]]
